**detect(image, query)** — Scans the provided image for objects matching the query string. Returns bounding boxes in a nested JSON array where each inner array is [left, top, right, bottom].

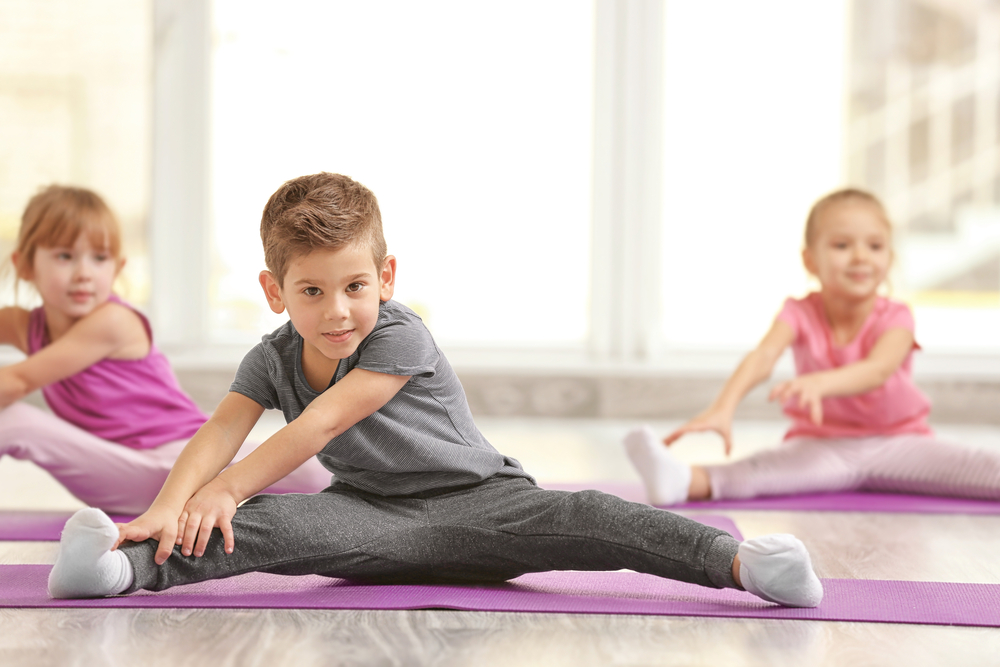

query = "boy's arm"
[[0, 303, 146, 406], [117, 391, 264, 564], [664, 319, 794, 454], [177, 368, 410, 559], [770, 327, 914, 425]]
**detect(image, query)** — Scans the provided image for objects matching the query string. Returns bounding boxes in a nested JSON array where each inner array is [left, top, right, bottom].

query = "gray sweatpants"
[[120, 476, 739, 593]]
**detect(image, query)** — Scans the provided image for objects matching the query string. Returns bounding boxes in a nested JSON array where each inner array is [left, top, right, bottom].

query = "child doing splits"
[[0, 186, 330, 514], [48, 173, 822, 608], [625, 188, 1000, 505]]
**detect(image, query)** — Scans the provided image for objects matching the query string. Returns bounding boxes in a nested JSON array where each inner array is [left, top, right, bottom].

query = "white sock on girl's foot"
[[48, 508, 133, 599], [738, 534, 823, 608], [623, 425, 692, 506]]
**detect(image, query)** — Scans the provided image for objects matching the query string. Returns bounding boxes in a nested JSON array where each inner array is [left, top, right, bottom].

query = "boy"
[[48, 173, 823, 607]]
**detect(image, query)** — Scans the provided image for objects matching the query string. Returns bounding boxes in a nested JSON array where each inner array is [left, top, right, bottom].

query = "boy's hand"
[[177, 477, 239, 559], [769, 375, 826, 425], [115, 505, 183, 566], [663, 408, 735, 456]]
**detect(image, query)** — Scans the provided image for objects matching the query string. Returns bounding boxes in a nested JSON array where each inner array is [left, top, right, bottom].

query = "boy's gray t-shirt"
[[230, 299, 533, 496]]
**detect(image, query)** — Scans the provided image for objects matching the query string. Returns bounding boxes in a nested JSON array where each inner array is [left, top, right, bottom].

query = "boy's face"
[[260, 244, 396, 362]]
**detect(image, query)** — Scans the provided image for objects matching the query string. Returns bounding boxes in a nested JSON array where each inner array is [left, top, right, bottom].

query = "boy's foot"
[[738, 534, 823, 608], [623, 425, 692, 506], [48, 508, 134, 599]]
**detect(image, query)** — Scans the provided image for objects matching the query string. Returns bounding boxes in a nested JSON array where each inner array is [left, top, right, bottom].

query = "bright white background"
[[659, 1, 846, 350], [210, 1, 593, 347]]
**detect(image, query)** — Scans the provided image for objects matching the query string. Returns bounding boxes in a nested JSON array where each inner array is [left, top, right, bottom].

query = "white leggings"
[[0, 402, 333, 514], [705, 433, 1000, 501]]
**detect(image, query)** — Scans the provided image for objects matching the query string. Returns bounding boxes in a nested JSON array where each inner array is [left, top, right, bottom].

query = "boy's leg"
[[704, 437, 865, 500], [860, 434, 1000, 500], [121, 479, 736, 591], [0, 402, 184, 514], [417, 477, 822, 607], [60, 477, 819, 606], [120, 485, 440, 592]]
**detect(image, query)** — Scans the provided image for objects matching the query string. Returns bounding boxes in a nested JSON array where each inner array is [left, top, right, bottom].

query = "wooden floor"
[[2, 417, 999, 667]]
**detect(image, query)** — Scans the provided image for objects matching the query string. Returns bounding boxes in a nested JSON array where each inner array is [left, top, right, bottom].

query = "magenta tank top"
[[28, 296, 209, 449]]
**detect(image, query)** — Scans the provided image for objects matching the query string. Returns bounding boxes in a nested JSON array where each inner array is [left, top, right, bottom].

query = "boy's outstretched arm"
[[116, 391, 264, 564], [770, 327, 914, 425], [176, 368, 410, 560], [665, 320, 794, 455]]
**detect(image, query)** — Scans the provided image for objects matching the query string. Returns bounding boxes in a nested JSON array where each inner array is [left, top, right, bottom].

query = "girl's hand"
[[769, 375, 827, 425], [115, 505, 183, 566], [663, 408, 735, 456], [176, 477, 239, 559]]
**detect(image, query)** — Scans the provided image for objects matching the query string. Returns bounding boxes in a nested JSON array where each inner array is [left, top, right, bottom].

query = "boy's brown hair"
[[261, 172, 386, 285], [803, 188, 891, 248], [15, 185, 123, 281]]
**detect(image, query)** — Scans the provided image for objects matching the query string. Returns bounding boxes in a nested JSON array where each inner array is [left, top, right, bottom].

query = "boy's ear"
[[259, 270, 286, 314], [379, 255, 397, 302]]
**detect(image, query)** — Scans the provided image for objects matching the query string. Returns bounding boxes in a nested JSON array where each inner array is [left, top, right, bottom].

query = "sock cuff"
[[703, 533, 740, 589]]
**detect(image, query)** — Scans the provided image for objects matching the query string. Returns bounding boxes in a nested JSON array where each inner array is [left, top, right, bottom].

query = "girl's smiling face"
[[27, 233, 122, 323], [803, 200, 892, 302]]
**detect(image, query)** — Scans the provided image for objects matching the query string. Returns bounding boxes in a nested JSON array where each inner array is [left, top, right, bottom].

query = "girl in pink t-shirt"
[[0, 186, 330, 514], [624, 188, 1000, 505]]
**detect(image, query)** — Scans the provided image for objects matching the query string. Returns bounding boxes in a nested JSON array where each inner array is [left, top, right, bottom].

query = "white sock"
[[623, 425, 692, 506], [738, 534, 823, 608], [48, 508, 134, 599]]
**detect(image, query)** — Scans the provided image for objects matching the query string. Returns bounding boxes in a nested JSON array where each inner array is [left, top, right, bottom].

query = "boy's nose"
[[325, 297, 350, 320]]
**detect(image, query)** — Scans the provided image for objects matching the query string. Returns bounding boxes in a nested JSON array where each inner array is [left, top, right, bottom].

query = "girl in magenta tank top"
[[0, 186, 329, 514], [623, 189, 1000, 506]]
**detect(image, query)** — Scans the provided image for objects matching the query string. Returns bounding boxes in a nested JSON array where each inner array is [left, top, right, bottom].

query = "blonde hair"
[[804, 188, 891, 248], [14, 185, 123, 287], [260, 172, 386, 286]]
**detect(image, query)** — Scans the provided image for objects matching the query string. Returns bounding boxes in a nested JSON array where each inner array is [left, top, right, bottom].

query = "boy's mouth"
[[323, 329, 353, 344]]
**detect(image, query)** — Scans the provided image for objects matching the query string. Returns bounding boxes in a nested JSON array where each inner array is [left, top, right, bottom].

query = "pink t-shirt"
[[776, 293, 932, 440], [27, 296, 209, 449]]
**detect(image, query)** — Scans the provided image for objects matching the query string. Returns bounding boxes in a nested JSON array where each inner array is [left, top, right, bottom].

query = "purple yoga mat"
[[3, 565, 997, 627], [546, 482, 1000, 514], [0, 510, 740, 542]]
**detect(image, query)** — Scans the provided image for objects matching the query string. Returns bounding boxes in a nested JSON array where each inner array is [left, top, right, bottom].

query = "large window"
[[659, 1, 846, 351], [209, 1, 594, 348], [659, 0, 1000, 356], [0, 0, 151, 308]]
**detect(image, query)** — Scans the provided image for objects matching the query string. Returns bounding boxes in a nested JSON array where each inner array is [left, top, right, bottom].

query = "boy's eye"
[[94, 254, 109, 262], [303, 287, 321, 296], [57, 252, 72, 260], [346, 282, 364, 293]]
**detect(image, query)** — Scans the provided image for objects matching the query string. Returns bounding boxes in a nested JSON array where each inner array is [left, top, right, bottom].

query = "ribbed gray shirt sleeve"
[[229, 343, 280, 410], [353, 318, 437, 378]]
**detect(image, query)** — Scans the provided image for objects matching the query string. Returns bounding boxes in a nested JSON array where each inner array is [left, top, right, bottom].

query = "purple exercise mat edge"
[[3, 565, 997, 628], [545, 482, 1000, 514]]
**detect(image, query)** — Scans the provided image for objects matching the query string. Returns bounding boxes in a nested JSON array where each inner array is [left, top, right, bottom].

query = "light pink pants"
[[0, 402, 333, 514], [705, 433, 1000, 501]]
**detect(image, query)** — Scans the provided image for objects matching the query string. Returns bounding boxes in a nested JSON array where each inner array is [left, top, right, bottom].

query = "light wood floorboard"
[[1, 417, 998, 666]]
